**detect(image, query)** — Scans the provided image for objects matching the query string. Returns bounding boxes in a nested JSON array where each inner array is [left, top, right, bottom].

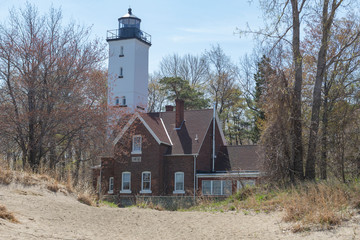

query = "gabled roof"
[[215, 145, 262, 171], [113, 109, 226, 155]]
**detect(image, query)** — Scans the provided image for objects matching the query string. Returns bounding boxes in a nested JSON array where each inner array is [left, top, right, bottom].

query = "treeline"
[[149, 0, 360, 184], [148, 45, 261, 145], [0, 4, 107, 185]]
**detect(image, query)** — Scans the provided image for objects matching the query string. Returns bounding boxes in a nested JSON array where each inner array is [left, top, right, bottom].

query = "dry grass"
[[0, 168, 13, 185], [77, 193, 95, 206], [192, 181, 357, 231], [282, 182, 351, 230], [0, 204, 19, 223], [47, 181, 60, 193]]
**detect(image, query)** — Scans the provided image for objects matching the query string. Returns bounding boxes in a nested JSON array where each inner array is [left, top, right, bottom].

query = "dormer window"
[[120, 46, 124, 57], [132, 135, 142, 154], [119, 67, 123, 78]]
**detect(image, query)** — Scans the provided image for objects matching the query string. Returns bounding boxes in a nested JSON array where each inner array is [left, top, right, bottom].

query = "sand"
[[0, 185, 359, 240]]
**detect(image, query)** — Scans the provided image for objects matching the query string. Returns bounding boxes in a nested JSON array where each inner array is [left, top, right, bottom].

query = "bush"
[[47, 182, 60, 192], [78, 194, 94, 206], [0, 204, 19, 223], [0, 168, 13, 185]]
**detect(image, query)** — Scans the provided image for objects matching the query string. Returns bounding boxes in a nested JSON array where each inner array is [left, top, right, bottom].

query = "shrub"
[[47, 182, 60, 192], [0, 204, 19, 223], [78, 194, 94, 206], [0, 168, 13, 185]]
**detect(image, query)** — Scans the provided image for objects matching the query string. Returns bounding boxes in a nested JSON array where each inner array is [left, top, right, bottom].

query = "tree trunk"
[[290, 0, 304, 182], [320, 94, 329, 180]]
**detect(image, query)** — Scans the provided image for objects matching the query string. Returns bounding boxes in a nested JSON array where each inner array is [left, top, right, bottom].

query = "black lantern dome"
[[118, 8, 141, 29], [106, 8, 151, 45]]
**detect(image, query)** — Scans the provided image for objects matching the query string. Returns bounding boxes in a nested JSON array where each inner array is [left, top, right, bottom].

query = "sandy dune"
[[0, 185, 359, 240]]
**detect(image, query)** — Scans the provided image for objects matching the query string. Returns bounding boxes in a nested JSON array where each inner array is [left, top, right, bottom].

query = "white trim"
[[112, 113, 172, 146], [141, 171, 151, 193], [197, 172, 260, 178], [160, 117, 173, 145], [138, 114, 172, 146], [108, 177, 114, 194], [174, 172, 184, 193], [131, 135, 142, 154], [215, 113, 227, 145], [121, 172, 131, 193], [173, 190, 185, 194], [140, 190, 152, 194], [113, 114, 137, 145]]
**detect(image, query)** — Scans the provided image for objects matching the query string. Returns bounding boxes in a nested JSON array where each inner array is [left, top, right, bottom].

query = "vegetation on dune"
[[0, 204, 19, 223], [190, 181, 360, 232]]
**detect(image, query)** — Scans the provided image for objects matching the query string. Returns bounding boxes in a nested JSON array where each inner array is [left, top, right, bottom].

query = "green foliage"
[[159, 77, 209, 109]]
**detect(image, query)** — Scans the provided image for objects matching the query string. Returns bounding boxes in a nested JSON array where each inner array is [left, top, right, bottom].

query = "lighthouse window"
[[121, 96, 126, 106], [120, 46, 124, 57], [119, 67, 123, 78]]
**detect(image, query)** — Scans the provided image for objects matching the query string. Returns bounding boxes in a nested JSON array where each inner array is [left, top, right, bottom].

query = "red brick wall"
[[197, 119, 225, 172], [111, 118, 169, 196], [99, 157, 115, 195], [164, 155, 194, 195]]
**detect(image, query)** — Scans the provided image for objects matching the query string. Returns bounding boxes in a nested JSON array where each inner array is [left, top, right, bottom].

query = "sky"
[[0, 0, 263, 73]]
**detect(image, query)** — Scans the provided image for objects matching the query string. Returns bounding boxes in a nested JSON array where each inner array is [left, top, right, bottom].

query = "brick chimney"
[[165, 105, 174, 112], [175, 99, 184, 129]]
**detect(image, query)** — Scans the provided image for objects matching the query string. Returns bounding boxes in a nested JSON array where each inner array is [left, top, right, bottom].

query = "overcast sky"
[[0, 0, 263, 73]]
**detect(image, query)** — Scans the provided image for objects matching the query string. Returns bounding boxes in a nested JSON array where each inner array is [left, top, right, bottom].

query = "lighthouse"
[[106, 8, 151, 112]]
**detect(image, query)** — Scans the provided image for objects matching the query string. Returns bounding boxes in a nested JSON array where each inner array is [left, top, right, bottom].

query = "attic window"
[[131, 135, 142, 154]]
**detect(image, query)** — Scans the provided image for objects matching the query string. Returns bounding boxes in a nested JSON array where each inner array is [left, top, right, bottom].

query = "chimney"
[[175, 99, 184, 129], [165, 105, 174, 112]]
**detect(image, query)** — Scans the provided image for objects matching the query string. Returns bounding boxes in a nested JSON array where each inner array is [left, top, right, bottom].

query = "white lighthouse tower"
[[106, 8, 151, 112]]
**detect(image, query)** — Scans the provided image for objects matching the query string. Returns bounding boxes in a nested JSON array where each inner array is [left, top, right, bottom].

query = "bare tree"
[[0, 4, 107, 172]]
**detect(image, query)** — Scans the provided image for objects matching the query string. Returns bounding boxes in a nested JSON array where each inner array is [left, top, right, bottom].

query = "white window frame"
[[201, 180, 232, 196], [173, 172, 185, 194], [131, 135, 142, 154], [140, 171, 152, 194], [115, 97, 120, 105], [120, 172, 131, 194], [108, 177, 114, 194]]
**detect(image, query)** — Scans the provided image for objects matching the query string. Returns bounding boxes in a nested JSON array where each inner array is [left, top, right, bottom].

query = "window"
[[121, 96, 126, 106], [115, 97, 120, 105], [119, 67, 123, 78], [237, 179, 256, 190], [140, 171, 151, 193], [121, 172, 131, 193], [108, 177, 114, 194], [201, 180, 232, 196], [132, 135, 142, 154], [120, 46, 124, 57], [173, 172, 185, 194], [131, 156, 141, 162]]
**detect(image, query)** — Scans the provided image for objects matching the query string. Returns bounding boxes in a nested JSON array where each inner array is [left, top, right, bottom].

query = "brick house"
[[93, 99, 261, 198]]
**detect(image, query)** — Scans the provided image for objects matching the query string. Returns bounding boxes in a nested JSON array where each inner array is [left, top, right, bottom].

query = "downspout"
[[193, 155, 197, 203], [212, 102, 216, 172]]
